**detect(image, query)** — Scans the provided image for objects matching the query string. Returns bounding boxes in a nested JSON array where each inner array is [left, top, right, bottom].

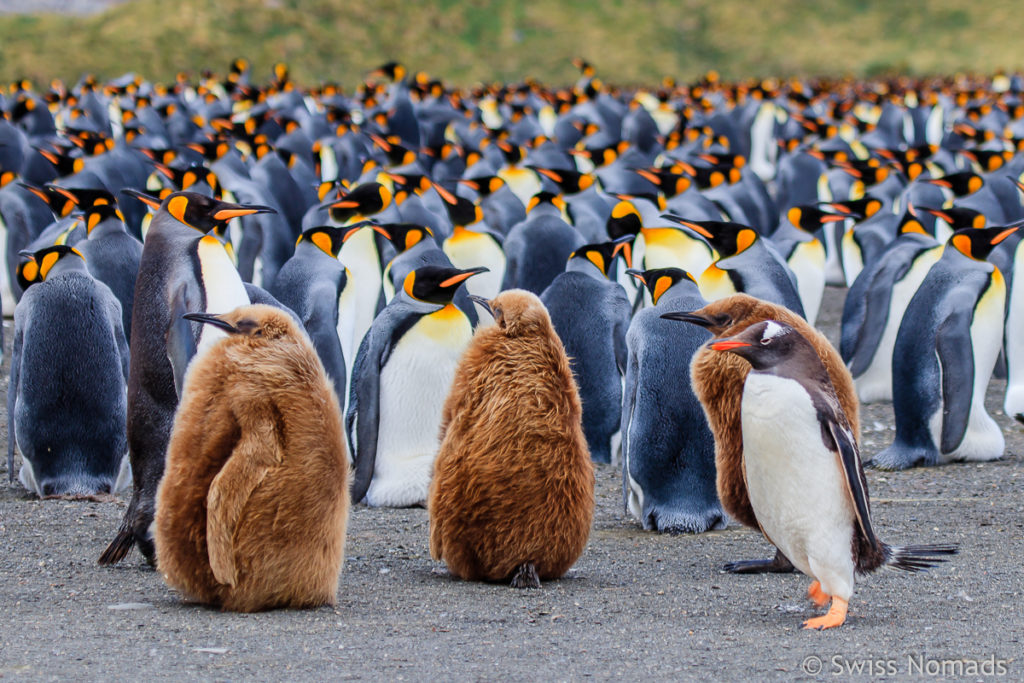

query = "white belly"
[[855, 248, 942, 403], [787, 240, 825, 326], [939, 271, 1005, 462], [0, 210, 14, 315], [338, 230, 383, 370], [366, 308, 472, 507], [741, 374, 856, 600], [195, 236, 250, 357], [1004, 246, 1024, 419]]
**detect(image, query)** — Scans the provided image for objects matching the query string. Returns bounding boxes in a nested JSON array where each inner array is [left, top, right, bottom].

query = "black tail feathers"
[[97, 525, 135, 566], [884, 543, 958, 572]]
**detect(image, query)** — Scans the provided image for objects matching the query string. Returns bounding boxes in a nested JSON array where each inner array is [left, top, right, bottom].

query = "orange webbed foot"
[[807, 580, 829, 608], [802, 597, 848, 630]]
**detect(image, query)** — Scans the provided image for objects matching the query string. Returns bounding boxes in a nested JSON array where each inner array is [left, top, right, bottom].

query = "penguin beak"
[[660, 311, 715, 327], [119, 188, 163, 210], [660, 214, 714, 239], [18, 250, 34, 260], [182, 312, 238, 334], [991, 226, 1019, 245], [428, 178, 459, 205], [710, 339, 751, 351], [612, 234, 634, 268], [211, 203, 277, 221], [467, 294, 493, 316], [625, 268, 645, 282], [440, 266, 489, 288]]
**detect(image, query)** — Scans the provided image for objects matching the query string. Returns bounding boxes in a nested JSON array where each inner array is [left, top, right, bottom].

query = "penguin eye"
[[760, 336, 771, 346]]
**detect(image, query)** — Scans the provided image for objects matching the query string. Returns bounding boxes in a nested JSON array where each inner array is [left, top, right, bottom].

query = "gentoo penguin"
[[710, 319, 956, 629], [8, 245, 130, 497], [621, 268, 724, 532], [873, 224, 1019, 470], [98, 191, 276, 566], [155, 305, 349, 612], [269, 225, 349, 405], [663, 216, 805, 317], [347, 265, 487, 507], [540, 240, 631, 463], [429, 289, 593, 588], [665, 294, 859, 573]]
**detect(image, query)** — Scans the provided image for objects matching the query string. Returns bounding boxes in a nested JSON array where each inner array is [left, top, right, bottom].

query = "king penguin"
[[347, 265, 488, 507], [8, 244, 130, 497], [709, 319, 956, 630], [873, 224, 1020, 470], [620, 268, 724, 533], [98, 191, 277, 565], [540, 240, 632, 463]]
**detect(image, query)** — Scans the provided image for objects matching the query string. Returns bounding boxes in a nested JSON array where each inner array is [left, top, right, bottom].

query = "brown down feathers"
[[689, 294, 860, 530], [428, 290, 594, 583], [154, 304, 349, 612]]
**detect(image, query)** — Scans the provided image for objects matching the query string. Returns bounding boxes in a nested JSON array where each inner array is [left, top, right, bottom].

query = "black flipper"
[[724, 549, 796, 574], [166, 282, 197, 399], [935, 308, 976, 454]]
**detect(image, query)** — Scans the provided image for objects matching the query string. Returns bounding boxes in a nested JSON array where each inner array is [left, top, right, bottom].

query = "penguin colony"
[[16, 59, 1024, 624]]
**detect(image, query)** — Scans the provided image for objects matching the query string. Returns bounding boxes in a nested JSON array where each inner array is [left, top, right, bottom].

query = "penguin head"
[[786, 205, 849, 233], [949, 223, 1020, 261], [440, 195, 484, 229], [44, 185, 117, 213], [632, 168, 691, 197], [924, 171, 983, 196], [525, 191, 566, 215], [707, 319, 805, 372], [297, 225, 346, 257], [18, 182, 79, 218], [919, 206, 986, 231], [183, 304, 296, 343], [159, 191, 276, 233], [382, 223, 434, 253], [568, 237, 633, 278], [458, 175, 505, 197], [369, 61, 407, 84], [337, 219, 391, 244], [661, 215, 758, 257], [18, 245, 85, 282], [607, 200, 643, 239], [469, 289, 551, 337], [818, 195, 883, 221], [83, 203, 125, 234], [402, 265, 488, 305], [530, 167, 595, 195], [326, 182, 392, 223], [627, 267, 697, 305]]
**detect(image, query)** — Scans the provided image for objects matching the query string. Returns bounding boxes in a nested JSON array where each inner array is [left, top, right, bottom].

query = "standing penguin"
[[429, 289, 594, 588], [8, 245, 130, 496], [347, 265, 488, 507], [98, 191, 277, 566], [269, 225, 349, 405], [873, 224, 1019, 470], [709, 319, 956, 629], [155, 305, 349, 612], [621, 268, 723, 533], [540, 240, 631, 463], [665, 294, 859, 573]]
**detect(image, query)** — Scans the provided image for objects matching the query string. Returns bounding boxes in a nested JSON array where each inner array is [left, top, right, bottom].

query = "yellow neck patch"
[[652, 275, 672, 305], [951, 234, 973, 257], [167, 195, 189, 224], [736, 228, 756, 253], [311, 231, 333, 255]]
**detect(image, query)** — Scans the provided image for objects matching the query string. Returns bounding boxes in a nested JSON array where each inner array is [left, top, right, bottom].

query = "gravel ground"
[[1, 286, 1022, 681]]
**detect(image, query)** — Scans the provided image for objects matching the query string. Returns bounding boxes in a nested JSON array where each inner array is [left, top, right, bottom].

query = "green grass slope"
[[0, 0, 1022, 86]]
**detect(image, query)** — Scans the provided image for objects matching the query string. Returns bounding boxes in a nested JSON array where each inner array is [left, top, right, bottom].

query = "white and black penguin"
[[874, 224, 1020, 470], [347, 264, 488, 507], [8, 245, 130, 497], [621, 268, 724, 533], [712, 319, 956, 630], [98, 191, 277, 566], [540, 239, 632, 463]]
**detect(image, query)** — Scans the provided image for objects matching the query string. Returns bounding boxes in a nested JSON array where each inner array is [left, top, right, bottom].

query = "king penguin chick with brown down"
[[707, 319, 956, 629], [429, 290, 594, 589], [664, 293, 858, 574], [154, 304, 349, 612]]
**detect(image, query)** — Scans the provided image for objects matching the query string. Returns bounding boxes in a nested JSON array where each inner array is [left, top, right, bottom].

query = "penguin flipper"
[[847, 259, 907, 376], [7, 316, 24, 484], [303, 284, 346, 399], [206, 414, 281, 587], [824, 414, 881, 553], [167, 283, 198, 398], [935, 309, 976, 454]]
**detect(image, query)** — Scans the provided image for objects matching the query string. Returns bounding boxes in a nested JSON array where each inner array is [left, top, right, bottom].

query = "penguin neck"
[[566, 258, 609, 280], [43, 257, 89, 279], [396, 290, 449, 314], [87, 219, 127, 239], [653, 280, 703, 307]]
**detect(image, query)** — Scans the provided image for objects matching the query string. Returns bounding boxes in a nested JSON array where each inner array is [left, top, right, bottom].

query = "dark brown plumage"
[[154, 304, 349, 612], [428, 290, 594, 588], [687, 294, 860, 530]]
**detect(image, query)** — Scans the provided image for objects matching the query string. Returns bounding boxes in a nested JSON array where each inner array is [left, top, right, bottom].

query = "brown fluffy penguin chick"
[[666, 294, 858, 573], [429, 290, 594, 588], [154, 304, 349, 612]]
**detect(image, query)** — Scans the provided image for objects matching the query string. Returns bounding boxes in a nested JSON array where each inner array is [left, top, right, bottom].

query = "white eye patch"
[[761, 320, 788, 342]]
